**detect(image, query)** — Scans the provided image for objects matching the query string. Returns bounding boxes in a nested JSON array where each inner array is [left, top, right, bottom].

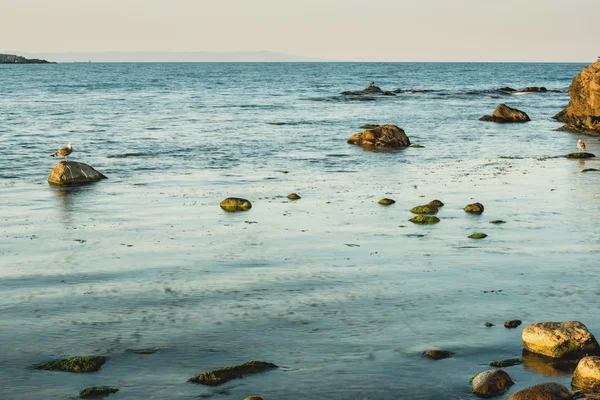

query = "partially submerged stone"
[[347, 124, 410, 149], [480, 104, 531, 123], [38, 356, 106, 373], [566, 152, 596, 159], [378, 198, 395, 205], [244, 397, 264, 400], [48, 161, 107, 186], [490, 358, 522, 368], [410, 144, 425, 148], [428, 199, 444, 207], [410, 204, 439, 214], [409, 215, 440, 224], [471, 369, 514, 398], [469, 232, 488, 239], [521, 86, 548, 93], [485, 322, 495, 327], [424, 350, 452, 360], [505, 320, 522, 328], [507, 382, 572, 400], [220, 197, 252, 212], [287, 193, 301, 200], [465, 202, 485, 214], [189, 361, 278, 386], [79, 386, 118, 398], [522, 321, 600, 359], [582, 168, 600, 172], [572, 356, 600, 392], [490, 220, 506, 224]]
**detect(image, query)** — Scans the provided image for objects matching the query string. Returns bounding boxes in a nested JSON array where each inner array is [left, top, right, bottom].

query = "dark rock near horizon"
[[521, 86, 548, 92], [348, 124, 410, 149], [0, 53, 54, 64], [480, 104, 531, 123]]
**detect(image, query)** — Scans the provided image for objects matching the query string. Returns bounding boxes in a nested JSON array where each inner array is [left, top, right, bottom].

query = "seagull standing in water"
[[50, 144, 73, 161], [577, 139, 586, 153]]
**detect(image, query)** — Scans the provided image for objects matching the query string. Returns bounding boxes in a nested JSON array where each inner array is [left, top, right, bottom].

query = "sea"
[[1, 62, 599, 400]]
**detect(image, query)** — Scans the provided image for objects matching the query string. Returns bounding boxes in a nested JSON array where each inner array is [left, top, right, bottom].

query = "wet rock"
[[572, 356, 600, 392], [79, 386, 118, 398], [465, 202, 485, 214], [409, 215, 440, 224], [189, 361, 278, 386], [361, 85, 383, 94], [410, 205, 439, 214], [428, 199, 444, 207], [38, 356, 106, 373], [553, 60, 600, 134], [566, 152, 596, 159], [410, 144, 425, 148], [378, 198, 395, 205], [287, 193, 301, 200], [522, 321, 600, 359], [220, 197, 252, 212], [469, 232, 488, 239], [485, 322, 495, 327], [471, 369, 514, 398], [424, 350, 452, 360], [505, 320, 522, 328], [360, 124, 381, 129], [48, 161, 107, 186], [490, 220, 506, 224], [490, 358, 523, 368], [347, 124, 410, 149], [521, 86, 548, 93], [507, 382, 572, 400], [480, 104, 531, 123]]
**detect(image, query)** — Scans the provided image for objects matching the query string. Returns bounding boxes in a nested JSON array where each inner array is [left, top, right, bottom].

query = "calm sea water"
[[1, 62, 599, 399]]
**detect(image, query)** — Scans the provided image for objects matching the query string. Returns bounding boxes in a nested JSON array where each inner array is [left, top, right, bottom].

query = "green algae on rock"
[[490, 220, 506, 224], [464, 202, 484, 214], [287, 193, 301, 200], [378, 198, 395, 205], [489, 358, 523, 368], [79, 386, 118, 398], [469, 232, 488, 239], [504, 320, 522, 328], [189, 361, 278, 386], [409, 215, 440, 224], [566, 152, 596, 159], [410, 205, 439, 214], [428, 199, 444, 207], [38, 356, 106, 373], [220, 197, 252, 212], [424, 350, 452, 360]]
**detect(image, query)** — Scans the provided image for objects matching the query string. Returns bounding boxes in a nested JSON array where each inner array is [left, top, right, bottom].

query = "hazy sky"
[[2, 0, 598, 61]]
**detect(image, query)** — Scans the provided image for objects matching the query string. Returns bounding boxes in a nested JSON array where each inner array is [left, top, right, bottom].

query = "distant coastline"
[[0, 53, 54, 64]]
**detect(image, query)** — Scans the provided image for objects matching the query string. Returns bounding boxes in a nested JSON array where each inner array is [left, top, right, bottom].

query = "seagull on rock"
[[51, 144, 73, 161]]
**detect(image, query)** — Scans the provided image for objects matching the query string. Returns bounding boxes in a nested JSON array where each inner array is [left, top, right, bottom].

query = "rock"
[[521, 87, 548, 93], [554, 60, 600, 134], [409, 215, 440, 224], [411, 205, 439, 214], [497, 87, 517, 93], [522, 321, 600, 359], [489, 358, 523, 368], [471, 369, 514, 398], [378, 198, 395, 205], [0, 53, 54, 64], [424, 350, 452, 360], [465, 202, 485, 214], [189, 361, 278, 386], [505, 320, 522, 328], [287, 193, 301, 200], [485, 322, 495, 327], [79, 386, 118, 398], [507, 382, 572, 400], [490, 220, 506, 224], [410, 144, 425, 148], [48, 161, 107, 186], [428, 200, 444, 207], [582, 168, 600, 172], [480, 104, 531, 123], [220, 197, 252, 212], [360, 124, 381, 129], [361, 85, 383, 94], [37, 356, 106, 373], [244, 397, 264, 400], [469, 232, 488, 239], [347, 124, 410, 149], [572, 356, 600, 392], [566, 152, 596, 159]]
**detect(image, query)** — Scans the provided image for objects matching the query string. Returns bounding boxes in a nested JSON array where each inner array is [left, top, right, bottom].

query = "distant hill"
[[12, 51, 332, 63], [0, 53, 54, 64]]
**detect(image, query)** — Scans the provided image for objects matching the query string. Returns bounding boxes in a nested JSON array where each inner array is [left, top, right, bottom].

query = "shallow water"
[[1, 62, 599, 399]]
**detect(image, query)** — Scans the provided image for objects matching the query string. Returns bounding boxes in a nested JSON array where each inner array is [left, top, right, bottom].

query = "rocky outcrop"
[[554, 60, 600, 134], [347, 124, 410, 149], [572, 356, 600, 392], [480, 104, 531, 123], [507, 383, 572, 400], [0, 53, 54, 64], [522, 321, 600, 359], [471, 369, 514, 398], [48, 161, 107, 186]]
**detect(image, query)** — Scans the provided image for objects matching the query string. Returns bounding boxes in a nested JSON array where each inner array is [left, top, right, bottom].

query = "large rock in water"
[[554, 60, 600, 134], [480, 104, 531, 123], [522, 321, 600, 359], [347, 124, 410, 148], [470, 369, 514, 398], [507, 382, 572, 400], [48, 161, 107, 186], [572, 356, 600, 392]]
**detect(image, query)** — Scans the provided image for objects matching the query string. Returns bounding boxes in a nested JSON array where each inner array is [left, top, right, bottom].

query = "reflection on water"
[[522, 350, 578, 377]]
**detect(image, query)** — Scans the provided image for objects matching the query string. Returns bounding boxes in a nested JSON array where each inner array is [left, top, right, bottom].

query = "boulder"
[[469, 232, 488, 239], [411, 205, 438, 214], [465, 202, 485, 214], [48, 161, 107, 186], [554, 60, 600, 134], [287, 193, 301, 200], [79, 386, 119, 398], [378, 198, 395, 205], [347, 124, 410, 149], [572, 356, 600, 392], [505, 320, 522, 328], [220, 197, 252, 212], [409, 215, 440, 224], [471, 369, 514, 398], [480, 104, 531, 123], [424, 350, 452, 360], [522, 321, 600, 359], [507, 382, 572, 400]]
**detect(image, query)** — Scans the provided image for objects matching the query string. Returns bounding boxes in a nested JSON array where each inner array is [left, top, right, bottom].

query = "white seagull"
[[50, 144, 73, 161], [577, 139, 586, 153]]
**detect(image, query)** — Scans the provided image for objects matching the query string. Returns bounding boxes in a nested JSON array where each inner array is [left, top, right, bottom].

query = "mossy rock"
[[189, 361, 278, 386], [504, 320, 522, 328], [490, 220, 506, 224], [79, 386, 118, 398], [410, 144, 425, 148], [464, 202, 484, 214], [409, 215, 440, 224], [468, 232, 487, 239], [424, 350, 452, 360], [38, 356, 106, 373], [489, 358, 523, 368], [378, 198, 395, 205], [287, 193, 301, 200], [428, 199, 444, 207], [411, 204, 438, 214], [485, 322, 494, 327], [566, 152, 595, 159], [220, 197, 252, 212]]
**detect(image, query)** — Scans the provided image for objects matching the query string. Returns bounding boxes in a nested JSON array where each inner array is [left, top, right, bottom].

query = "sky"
[[1, 0, 598, 62]]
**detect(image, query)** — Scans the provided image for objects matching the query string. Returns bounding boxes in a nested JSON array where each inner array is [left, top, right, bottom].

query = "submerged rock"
[[424, 350, 452, 360], [189, 361, 278, 386], [572, 356, 600, 392], [79, 386, 119, 398], [378, 198, 395, 205], [411, 205, 438, 214], [409, 215, 440, 224], [38, 356, 106, 373], [505, 320, 522, 328], [566, 152, 596, 159], [480, 104, 531, 123], [507, 382, 572, 400], [522, 321, 600, 359], [220, 197, 252, 212], [464, 202, 485, 214], [347, 124, 410, 149], [489, 358, 522, 368], [471, 369, 514, 398], [469, 232, 488, 239], [48, 161, 107, 186]]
